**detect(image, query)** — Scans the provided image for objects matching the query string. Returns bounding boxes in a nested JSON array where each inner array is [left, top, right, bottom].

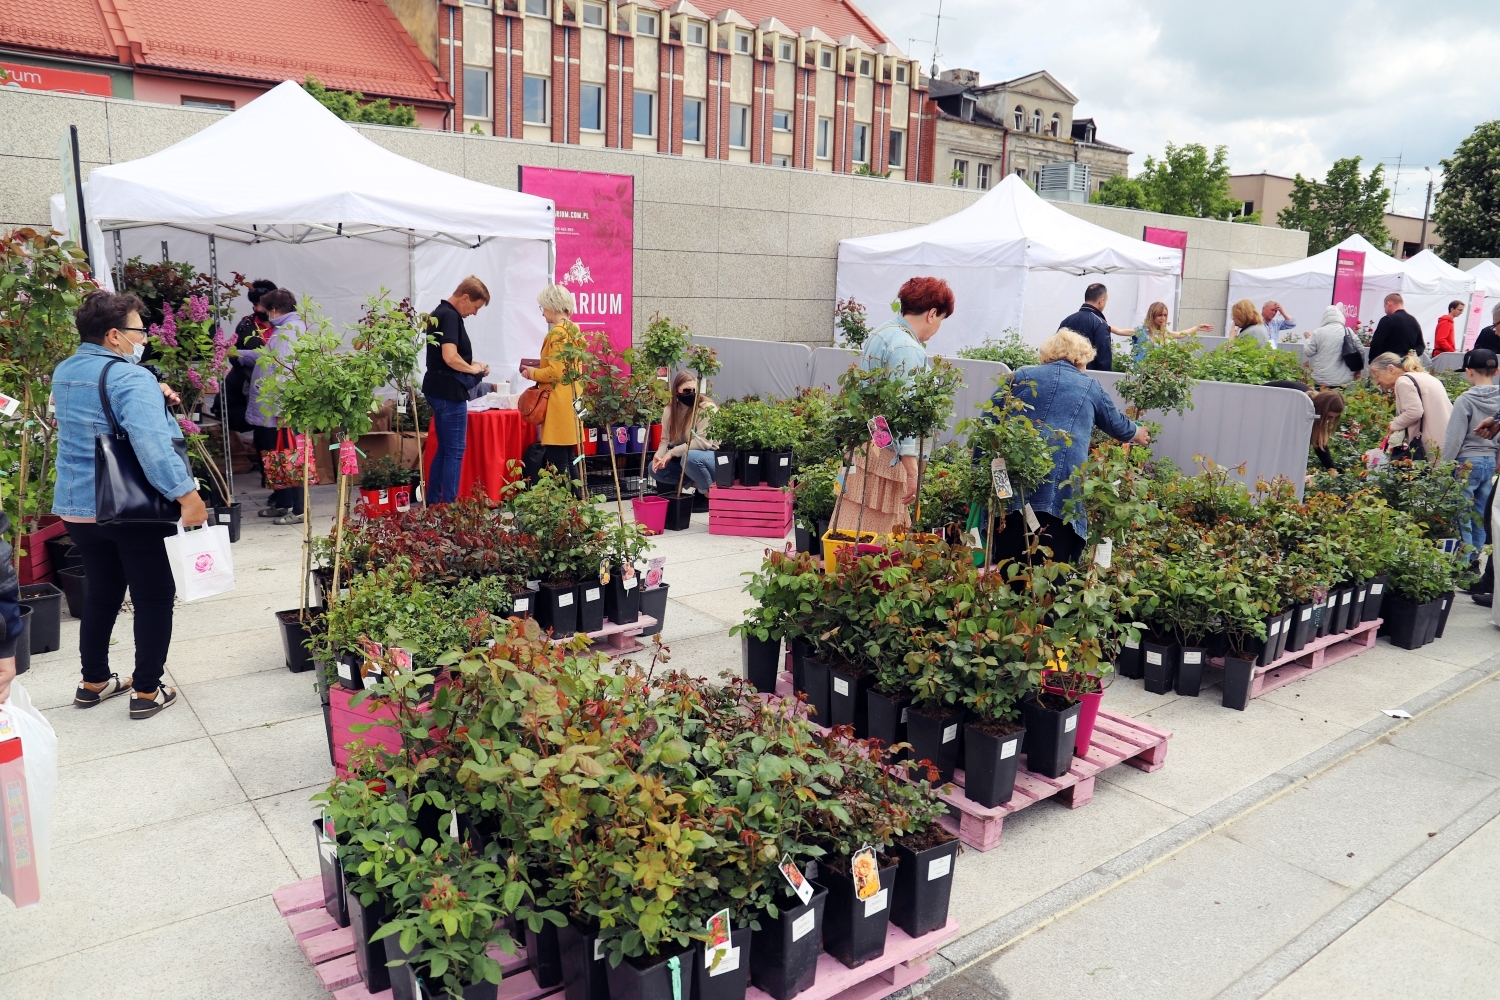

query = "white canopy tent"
[[1227, 236, 1473, 348], [835, 175, 1183, 353], [53, 80, 556, 382], [1465, 260, 1500, 300]]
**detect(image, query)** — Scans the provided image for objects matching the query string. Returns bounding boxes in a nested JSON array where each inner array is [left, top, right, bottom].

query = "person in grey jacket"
[[0, 514, 22, 705], [1443, 348, 1500, 556], [1304, 305, 1356, 387]]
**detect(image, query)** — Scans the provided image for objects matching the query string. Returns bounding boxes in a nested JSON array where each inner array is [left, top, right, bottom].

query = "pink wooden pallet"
[[1210, 617, 1382, 699], [745, 919, 959, 1000], [709, 485, 794, 538], [934, 710, 1173, 852], [275, 876, 553, 1000], [557, 614, 659, 657]]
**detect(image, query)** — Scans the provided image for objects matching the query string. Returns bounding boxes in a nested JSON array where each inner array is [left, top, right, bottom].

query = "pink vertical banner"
[[1464, 291, 1487, 351], [519, 167, 635, 357], [1332, 249, 1366, 327], [1142, 226, 1188, 274]]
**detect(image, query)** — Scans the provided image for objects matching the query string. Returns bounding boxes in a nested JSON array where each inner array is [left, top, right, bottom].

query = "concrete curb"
[[887, 650, 1500, 1000]]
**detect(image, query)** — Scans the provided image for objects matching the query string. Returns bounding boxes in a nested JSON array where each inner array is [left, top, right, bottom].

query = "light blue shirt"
[[858, 317, 929, 457], [1266, 314, 1296, 342]]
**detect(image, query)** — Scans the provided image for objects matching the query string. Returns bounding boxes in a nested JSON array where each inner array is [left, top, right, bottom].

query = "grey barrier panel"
[[1433, 353, 1467, 373], [941, 356, 1012, 444], [689, 336, 812, 401], [1088, 371, 1315, 497], [808, 346, 861, 392]]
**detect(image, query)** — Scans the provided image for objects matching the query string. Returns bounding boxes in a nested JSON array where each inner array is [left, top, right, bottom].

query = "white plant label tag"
[[1125, 637, 1139, 649], [1094, 537, 1112, 569], [218, 512, 232, 524], [833, 677, 850, 696], [1371, 583, 1383, 594], [593, 939, 605, 962], [1270, 621, 1281, 636], [942, 724, 958, 743], [624, 576, 637, 590], [708, 947, 740, 977], [748, 455, 760, 465], [514, 597, 530, 612], [1001, 739, 1018, 759], [1342, 593, 1351, 605], [1184, 651, 1202, 665], [900, 708, 909, 723], [791, 911, 815, 942], [558, 592, 574, 607], [863, 889, 888, 917], [1064, 715, 1077, 732], [990, 458, 1013, 500], [0, 392, 19, 417], [1023, 503, 1040, 532], [1301, 608, 1313, 620], [1146, 651, 1162, 665], [780, 456, 789, 466], [337, 660, 353, 680], [586, 588, 600, 602], [717, 455, 729, 465], [928, 855, 951, 881]]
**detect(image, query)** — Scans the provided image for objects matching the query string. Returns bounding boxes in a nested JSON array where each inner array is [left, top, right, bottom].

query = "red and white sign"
[[1142, 226, 1188, 274], [1464, 291, 1487, 351], [1332, 249, 1366, 328], [1, 62, 112, 98], [519, 167, 634, 357]]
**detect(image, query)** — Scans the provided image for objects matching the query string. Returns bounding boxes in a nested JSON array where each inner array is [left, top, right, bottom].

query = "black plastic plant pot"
[[1222, 655, 1256, 711], [526, 922, 565, 989], [665, 496, 694, 531], [215, 501, 242, 543], [605, 943, 697, 1000], [1434, 591, 1456, 638], [510, 590, 534, 620], [1020, 692, 1083, 780], [421, 981, 500, 1000], [713, 449, 737, 488], [1419, 599, 1443, 646], [1115, 637, 1143, 679], [385, 929, 423, 1000], [638, 583, 669, 636], [906, 705, 964, 784], [1351, 586, 1368, 630], [794, 524, 812, 554], [1337, 585, 1358, 633], [789, 638, 810, 698], [576, 582, 605, 634], [1312, 595, 1330, 638], [605, 574, 642, 626], [891, 832, 959, 938], [817, 859, 897, 969], [276, 608, 318, 673], [1285, 602, 1316, 652], [18, 583, 62, 655], [560, 918, 611, 1000], [738, 452, 765, 488], [45, 534, 82, 572], [866, 689, 912, 761], [1175, 646, 1206, 697], [743, 634, 782, 694], [1362, 575, 1388, 622], [749, 887, 826, 1000], [322, 702, 335, 767], [536, 583, 579, 635], [802, 656, 832, 727], [763, 450, 794, 489], [346, 888, 391, 994], [336, 651, 366, 691], [693, 926, 751, 1000], [57, 565, 87, 619], [1141, 640, 1177, 695], [13, 606, 31, 675], [963, 721, 1025, 808], [314, 819, 349, 927], [828, 664, 873, 736], [1256, 616, 1281, 667], [1384, 595, 1427, 649], [1275, 611, 1294, 660]]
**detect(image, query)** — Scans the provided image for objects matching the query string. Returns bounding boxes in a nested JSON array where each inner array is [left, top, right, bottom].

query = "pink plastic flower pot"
[[632, 495, 669, 535]]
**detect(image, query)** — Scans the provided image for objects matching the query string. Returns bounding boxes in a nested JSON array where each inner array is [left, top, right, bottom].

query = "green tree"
[[1093, 143, 1251, 221], [1433, 121, 1500, 263], [1277, 157, 1391, 254], [303, 77, 417, 127]]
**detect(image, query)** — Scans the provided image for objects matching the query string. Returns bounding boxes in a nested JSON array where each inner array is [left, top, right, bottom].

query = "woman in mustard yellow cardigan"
[[521, 284, 583, 478]]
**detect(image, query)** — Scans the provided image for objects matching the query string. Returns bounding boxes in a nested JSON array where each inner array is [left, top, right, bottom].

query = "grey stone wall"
[[1, 87, 1306, 344]]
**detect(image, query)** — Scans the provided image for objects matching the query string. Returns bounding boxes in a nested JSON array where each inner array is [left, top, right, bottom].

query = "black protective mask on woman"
[[675, 391, 697, 407]]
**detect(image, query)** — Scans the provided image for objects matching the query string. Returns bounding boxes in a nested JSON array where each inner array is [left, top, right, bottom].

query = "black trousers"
[[990, 509, 1086, 567], [541, 445, 580, 482], [66, 520, 177, 693], [253, 425, 304, 513]]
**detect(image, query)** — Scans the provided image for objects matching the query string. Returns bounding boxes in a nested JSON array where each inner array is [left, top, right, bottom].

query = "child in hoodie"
[[1443, 349, 1500, 557]]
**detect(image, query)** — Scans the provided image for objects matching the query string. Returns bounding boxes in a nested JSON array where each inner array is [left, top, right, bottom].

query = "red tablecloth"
[[423, 409, 537, 501]]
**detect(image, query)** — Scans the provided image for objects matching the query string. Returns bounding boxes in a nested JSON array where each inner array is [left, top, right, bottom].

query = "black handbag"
[[95, 358, 193, 524], [1340, 330, 1365, 372]]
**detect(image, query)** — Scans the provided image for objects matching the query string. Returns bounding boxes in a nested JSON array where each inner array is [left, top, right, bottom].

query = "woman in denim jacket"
[[990, 328, 1148, 566], [52, 291, 206, 720]]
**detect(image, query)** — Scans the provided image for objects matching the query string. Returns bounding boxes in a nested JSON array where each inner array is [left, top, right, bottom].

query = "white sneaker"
[[273, 512, 304, 525]]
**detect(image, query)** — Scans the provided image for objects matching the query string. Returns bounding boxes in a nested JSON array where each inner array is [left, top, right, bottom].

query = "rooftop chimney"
[[939, 68, 980, 88]]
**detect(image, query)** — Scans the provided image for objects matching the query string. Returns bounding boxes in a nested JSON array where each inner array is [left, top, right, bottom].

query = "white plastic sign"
[[1270, 620, 1281, 636], [1000, 740, 1017, 759], [779, 456, 789, 466], [928, 854, 951, 881], [624, 576, 638, 590], [1064, 715, 1077, 732], [337, 660, 353, 680], [1146, 651, 1162, 665], [1124, 637, 1139, 649], [708, 947, 740, 976], [585, 588, 601, 602], [791, 911, 815, 942], [514, 596, 530, 613], [1342, 592, 1351, 605], [558, 592, 574, 607], [833, 677, 850, 696], [748, 455, 760, 465], [863, 889, 888, 917], [1371, 583, 1383, 594], [942, 724, 958, 743], [900, 708, 909, 723], [1301, 608, 1313, 620], [717, 455, 729, 465], [1183, 651, 1202, 664]]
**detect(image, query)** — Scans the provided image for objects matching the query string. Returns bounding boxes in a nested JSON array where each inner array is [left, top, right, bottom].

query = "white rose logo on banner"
[[563, 258, 593, 286]]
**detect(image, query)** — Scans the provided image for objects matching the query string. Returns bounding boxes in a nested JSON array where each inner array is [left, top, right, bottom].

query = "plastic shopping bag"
[[163, 522, 236, 602], [1, 679, 57, 908]]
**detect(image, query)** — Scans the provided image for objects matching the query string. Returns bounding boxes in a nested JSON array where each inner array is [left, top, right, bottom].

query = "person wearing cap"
[[1443, 348, 1500, 559]]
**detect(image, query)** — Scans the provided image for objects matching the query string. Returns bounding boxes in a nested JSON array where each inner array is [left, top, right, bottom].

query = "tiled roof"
[[0, 0, 448, 104], [689, 0, 888, 44]]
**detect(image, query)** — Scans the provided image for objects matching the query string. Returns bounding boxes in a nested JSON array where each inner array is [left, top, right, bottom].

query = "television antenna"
[[921, 0, 949, 79], [1382, 150, 1403, 213]]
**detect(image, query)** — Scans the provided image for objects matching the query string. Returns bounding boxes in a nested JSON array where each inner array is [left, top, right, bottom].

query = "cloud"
[[858, 0, 1499, 214]]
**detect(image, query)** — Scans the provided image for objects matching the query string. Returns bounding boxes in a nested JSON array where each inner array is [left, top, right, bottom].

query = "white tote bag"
[[162, 522, 236, 602]]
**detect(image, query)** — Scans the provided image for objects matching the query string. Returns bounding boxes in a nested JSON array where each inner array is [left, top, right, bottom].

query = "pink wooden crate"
[[709, 485, 794, 537], [274, 876, 327, 916]]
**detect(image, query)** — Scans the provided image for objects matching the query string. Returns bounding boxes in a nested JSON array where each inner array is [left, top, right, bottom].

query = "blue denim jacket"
[[859, 317, 929, 457], [51, 344, 198, 518], [998, 360, 1137, 540]]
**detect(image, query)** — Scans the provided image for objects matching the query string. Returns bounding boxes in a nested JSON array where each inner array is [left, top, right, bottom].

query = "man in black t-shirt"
[[422, 276, 491, 504], [1367, 292, 1426, 360]]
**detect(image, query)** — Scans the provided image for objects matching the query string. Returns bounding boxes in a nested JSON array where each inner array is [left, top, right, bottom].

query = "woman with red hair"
[[833, 276, 954, 535]]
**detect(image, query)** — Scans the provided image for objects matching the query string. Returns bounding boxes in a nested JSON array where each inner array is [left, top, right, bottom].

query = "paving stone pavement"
[[3, 482, 1495, 1000]]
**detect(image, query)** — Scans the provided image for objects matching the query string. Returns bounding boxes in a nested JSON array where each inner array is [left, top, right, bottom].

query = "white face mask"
[[128, 339, 145, 363]]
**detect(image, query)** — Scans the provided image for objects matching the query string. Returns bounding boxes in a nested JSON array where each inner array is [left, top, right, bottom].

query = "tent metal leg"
[[210, 233, 233, 500]]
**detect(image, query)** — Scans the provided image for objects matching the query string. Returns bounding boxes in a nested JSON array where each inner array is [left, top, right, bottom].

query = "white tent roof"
[[1230, 234, 1407, 290], [838, 174, 1183, 275], [84, 80, 555, 248], [1466, 260, 1500, 297], [1403, 249, 1477, 294]]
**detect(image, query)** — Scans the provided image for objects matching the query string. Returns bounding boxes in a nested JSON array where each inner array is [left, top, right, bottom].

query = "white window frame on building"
[[816, 117, 832, 158], [736, 31, 752, 54], [729, 104, 750, 148], [1014, 105, 1024, 130], [1032, 108, 1042, 133], [772, 155, 791, 167], [779, 40, 794, 61], [524, 0, 548, 15], [686, 22, 706, 46], [977, 163, 991, 190], [858, 56, 872, 76], [888, 129, 904, 167], [636, 11, 657, 35], [465, 0, 491, 7], [852, 122, 868, 163], [580, 83, 603, 131], [523, 75, 549, 124], [464, 67, 491, 119], [895, 64, 907, 83], [682, 98, 704, 143], [581, 2, 605, 26], [953, 159, 968, 187], [633, 91, 655, 136], [182, 96, 234, 110], [819, 48, 834, 69], [1049, 112, 1060, 137], [772, 109, 791, 131]]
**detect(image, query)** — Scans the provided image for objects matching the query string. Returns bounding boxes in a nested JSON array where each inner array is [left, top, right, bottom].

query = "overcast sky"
[[858, 0, 1494, 216]]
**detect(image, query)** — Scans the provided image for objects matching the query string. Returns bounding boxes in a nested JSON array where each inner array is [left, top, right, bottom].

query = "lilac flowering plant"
[[149, 292, 237, 501]]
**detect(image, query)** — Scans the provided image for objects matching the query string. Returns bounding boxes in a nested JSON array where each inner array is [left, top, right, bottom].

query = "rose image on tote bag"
[[164, 523, 236, 602]]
